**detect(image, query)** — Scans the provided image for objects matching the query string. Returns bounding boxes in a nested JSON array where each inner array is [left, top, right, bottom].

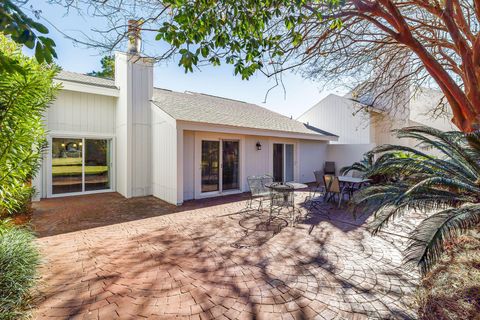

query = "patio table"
[[338, 175, 370, 198], [265, 182, 308, 224]]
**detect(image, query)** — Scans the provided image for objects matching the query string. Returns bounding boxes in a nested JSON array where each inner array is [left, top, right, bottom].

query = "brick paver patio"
[[32, 192, 420, 319]]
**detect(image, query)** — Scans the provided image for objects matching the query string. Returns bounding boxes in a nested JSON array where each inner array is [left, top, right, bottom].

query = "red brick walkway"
[[32, 193, 418, 319]]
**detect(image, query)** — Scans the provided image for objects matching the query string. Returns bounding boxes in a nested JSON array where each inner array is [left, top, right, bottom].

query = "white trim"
[[55, 80, 120, 97], [46, 134, 115, 198], [47, 131, 115, 139], [194, 132, 244, 199], [270, 140, 299, 183], [178, 121, 337, 142]]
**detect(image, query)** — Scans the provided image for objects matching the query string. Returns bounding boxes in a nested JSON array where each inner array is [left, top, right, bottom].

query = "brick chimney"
[[127, 19, 142, 54]]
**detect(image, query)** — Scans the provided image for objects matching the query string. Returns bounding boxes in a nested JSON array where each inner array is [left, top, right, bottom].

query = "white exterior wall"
[[33, 90, 117, 200], [46, 90, 116, 134], [298, 141, 328, 183], [131, 59, 153, 197], [181, 129, 327, 200], [298, 94, 372, 144], [114, 52, 154, 198], [151, 105, 178, 205], [326, 144, 375, 175]]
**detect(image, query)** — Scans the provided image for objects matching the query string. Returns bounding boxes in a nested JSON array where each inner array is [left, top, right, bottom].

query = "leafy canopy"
[[0, 34, 59, 215], [0, 0, 57, 72], [156, 0, 341, 79], [87, 55, 115, 79]]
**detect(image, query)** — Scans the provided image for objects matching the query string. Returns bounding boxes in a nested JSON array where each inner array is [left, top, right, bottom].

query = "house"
[[33, 51, 337, 205], [297, 88, 458, 170]]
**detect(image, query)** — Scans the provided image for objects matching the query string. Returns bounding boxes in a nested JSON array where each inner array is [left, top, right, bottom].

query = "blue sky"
[[25, 0, 346, 118]]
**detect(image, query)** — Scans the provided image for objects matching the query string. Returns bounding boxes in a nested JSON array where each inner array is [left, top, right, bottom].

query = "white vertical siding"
[[151, 105, 178, 204], [298, 94, 372, 144], [244, 136, 270, 189], [298, 141, 328, 183], [326, 144, 375, 175], [114, 52, 154, 198], [131, 60, 153, 197], [183, 131, 195, 201], [115, 53, 132, 197], [46, 90, 116, 134]]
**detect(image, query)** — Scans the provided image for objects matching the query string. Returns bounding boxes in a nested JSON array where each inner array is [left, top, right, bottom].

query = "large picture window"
[[51, 138, 111, 195]]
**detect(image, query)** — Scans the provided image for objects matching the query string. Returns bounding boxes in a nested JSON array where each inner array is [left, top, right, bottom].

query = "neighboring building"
[[297, 88, 458, 171], [33, 52, 337, 205], [298, 88, 458, 147]]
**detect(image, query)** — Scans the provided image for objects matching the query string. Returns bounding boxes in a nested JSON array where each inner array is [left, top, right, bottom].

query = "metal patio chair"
[[305, 170, 326, 210], [247, 175, 273, 211]]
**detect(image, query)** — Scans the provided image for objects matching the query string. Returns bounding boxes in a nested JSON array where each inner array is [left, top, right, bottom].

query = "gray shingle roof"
[[55, 70, 117, 89], [151, 89, 336, 138]]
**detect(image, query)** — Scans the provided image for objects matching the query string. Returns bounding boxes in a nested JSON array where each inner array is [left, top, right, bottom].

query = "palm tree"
[[353, 126, 480, 274], [340, 152, 374, 177]]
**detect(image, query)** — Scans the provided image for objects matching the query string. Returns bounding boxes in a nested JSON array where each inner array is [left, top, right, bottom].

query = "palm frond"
[[405, 204, 480, 274]]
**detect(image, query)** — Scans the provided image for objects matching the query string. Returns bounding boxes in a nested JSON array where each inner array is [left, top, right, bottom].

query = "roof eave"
[[54, 79, 120, 97], [177, 120, 338, 141]]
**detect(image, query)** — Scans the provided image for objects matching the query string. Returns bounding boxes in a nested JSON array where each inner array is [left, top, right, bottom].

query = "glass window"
[[52, 138, 83, 194], [201, 140, 220, 192], [85, 139, 110, 191], [51, 138, 111, 195]]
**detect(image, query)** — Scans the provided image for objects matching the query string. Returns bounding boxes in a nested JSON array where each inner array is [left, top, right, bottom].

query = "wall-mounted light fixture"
[[256, 141, 262, 151]]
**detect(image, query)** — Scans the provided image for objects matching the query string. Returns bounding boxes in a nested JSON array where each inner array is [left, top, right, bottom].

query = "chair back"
[[324, 161, 336, 175], [262, 175, 273, 187], [324, 175, 340, 193], [247, 176, 265, 196], [313, 170, 324, 186]]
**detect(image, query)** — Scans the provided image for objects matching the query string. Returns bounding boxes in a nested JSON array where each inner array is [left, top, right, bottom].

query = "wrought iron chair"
[[246, 175, 273, 211], [305, 170, 326, 209]]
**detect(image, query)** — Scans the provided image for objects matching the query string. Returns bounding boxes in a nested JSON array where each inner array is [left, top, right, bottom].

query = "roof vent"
[[127, 19, 142, 54]]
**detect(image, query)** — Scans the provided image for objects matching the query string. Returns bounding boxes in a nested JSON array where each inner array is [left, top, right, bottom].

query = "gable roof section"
[[151, 88, 336, 138], [55, 70, 117, 89]]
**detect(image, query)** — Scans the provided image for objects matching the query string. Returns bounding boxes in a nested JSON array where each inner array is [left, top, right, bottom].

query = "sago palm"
[[340, 152, 374, 176], [353, 126, 480, 274]]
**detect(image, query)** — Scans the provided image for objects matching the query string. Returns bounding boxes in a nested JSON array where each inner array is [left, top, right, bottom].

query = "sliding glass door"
[[273, 143, 294, 183], [201, 140, 240, 194], [222, 140, 240, 190], [52, 137, 111, 195]]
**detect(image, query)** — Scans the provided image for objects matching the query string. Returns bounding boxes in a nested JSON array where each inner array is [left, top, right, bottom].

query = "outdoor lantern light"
[[256, 142, 262, 151]]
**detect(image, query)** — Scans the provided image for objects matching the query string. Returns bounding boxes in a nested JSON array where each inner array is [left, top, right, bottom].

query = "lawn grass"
[[415, 232, 480, 320]]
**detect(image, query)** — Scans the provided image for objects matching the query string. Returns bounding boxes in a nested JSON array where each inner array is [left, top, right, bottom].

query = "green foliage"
[[353, 126, 480, 274], [87, 55, 114, 79], [0, 34, 59, 216], [156, 0, 340, 79], [340, 152, 374, 177], [0, 220, 40, 319], [0, 0, 56, 72]]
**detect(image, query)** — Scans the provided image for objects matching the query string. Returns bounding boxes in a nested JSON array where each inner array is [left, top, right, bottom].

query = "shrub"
[[0, 220, 40, 319], [0, 34, 59, 216], [354, 126, 480, 274], [415, 233, 480, 320]]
